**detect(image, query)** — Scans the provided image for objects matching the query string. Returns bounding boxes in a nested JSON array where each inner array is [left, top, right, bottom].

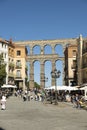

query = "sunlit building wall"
[[81, 38, 87, 86], [0, 38, 9, 84], [8, 39, 15, 85], [64, 44, 77, 86], [13, 45, 28, 90]]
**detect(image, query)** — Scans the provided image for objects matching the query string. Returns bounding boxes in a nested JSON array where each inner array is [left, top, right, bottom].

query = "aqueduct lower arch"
[[27, 54, 64, 88], [15, 38, 77, 88]]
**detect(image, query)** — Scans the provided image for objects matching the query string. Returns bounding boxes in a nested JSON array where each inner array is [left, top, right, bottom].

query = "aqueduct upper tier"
[[15, 38, 77, 48]]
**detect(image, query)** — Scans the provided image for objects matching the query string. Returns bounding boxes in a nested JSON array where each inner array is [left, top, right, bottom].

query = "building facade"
[[0, 38, 9, 85], [64, 44, 77, 86], [82, 39, 87, 85], [13, 45, 28, 90], [0, 38, 28, 90], [77, 35, 87, 87], [7, 39, 15, 85], [1, 35, 87, 90]]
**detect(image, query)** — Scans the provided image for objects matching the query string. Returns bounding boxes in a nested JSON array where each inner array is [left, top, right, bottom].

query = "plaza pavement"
[[0, 96, 87, 130]]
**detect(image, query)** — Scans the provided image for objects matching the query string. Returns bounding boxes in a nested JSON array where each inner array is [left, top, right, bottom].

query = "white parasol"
[[45, 86, 78, 91], [1, 84, 17, 88]]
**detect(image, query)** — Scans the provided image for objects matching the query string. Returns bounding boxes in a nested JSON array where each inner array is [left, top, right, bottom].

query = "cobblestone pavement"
[[0, 96, 87, 130]]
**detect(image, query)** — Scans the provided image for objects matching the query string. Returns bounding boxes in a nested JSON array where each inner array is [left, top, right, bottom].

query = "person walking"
[[27, 90, 31, 101], [1, 94, 6, 110]]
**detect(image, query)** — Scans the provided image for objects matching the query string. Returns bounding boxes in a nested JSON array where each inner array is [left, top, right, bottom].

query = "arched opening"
[[56, 60, 63, 86], [44, 45, 52, 54], [55, 44, 64, 57], [34, 61, 40, 85], [33, 45, 41, 55], [44, 61, 51, 87]]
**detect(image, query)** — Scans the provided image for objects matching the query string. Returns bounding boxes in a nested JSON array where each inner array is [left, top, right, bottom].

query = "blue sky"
[[0, 0, 87, 87], [0, 0, 87, 40]]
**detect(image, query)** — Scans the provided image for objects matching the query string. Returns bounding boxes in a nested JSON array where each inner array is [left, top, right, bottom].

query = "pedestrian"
[[23, 93, 27, 101], [75, 94, 81, 109], [1, 94, 6, 110], [71, 95, 77, 108], [27, 90, 31, 101]]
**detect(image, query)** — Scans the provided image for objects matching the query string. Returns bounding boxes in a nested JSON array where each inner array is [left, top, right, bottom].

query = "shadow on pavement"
[[0, 128, 5, 130]]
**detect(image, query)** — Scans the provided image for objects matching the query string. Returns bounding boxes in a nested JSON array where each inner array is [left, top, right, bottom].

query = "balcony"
[[16, 64, 22, 69], [15, 74, 22, 79], [9, 62, 15, 70], [8, 72, 14, 77], [71, 64, 76, 69]]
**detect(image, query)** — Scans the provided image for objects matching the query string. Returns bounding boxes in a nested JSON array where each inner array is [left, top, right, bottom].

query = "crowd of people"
[[0, 87, 87, 110], [14, 88, 46, 102], [14, 88, 86, 109]]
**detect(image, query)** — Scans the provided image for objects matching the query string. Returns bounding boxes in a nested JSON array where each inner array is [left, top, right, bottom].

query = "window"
[[16, 70, 21, 77], [73, 60, 76, 66], [17, 50, 21, 56], [16, 60, 21, 66], [9, 58, 10, 61], [72, 50, 76, 56]]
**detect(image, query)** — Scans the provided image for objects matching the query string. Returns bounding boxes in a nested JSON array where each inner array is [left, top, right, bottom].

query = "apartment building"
[[13, 45, 28, 90], [0, 38, 28, 90], [82, 39, 87, 85], [77, 35, 87, 86], [0, 38, 9, 84], [64, 44, 77, 86], [8, 39, 15, 85]]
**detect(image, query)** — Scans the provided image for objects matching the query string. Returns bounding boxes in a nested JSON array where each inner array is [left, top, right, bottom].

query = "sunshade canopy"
[[1, 84, 17, 88]]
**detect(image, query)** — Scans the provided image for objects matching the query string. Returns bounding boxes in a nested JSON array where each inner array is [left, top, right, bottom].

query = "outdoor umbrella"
[[1, 84, 17, 88]]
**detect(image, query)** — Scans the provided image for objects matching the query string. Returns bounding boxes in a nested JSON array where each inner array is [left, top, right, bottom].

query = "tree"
[[25, 81, 41, 90], [0, 54, 6, 86], [34, 82, 41, 89]]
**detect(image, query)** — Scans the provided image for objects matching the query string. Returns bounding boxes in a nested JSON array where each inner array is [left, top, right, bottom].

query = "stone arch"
[[33, 60, 40, 85], [55, 59, 63, 86], [32, 45, 41, 55], [44, 44, 52, 54], [44, 60, 52, 87], [54, 44, 64, 57]]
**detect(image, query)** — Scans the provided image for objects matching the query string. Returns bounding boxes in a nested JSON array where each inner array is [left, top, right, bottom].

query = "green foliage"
[[34, 82, 41, 89], [0, 54, 6, 86], [9, 62, 15, 68], [25, 78, 29, 88], [25, 81, 41, 90]]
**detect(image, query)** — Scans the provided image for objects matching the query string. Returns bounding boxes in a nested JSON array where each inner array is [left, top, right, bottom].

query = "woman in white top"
[[1, 94, 6, 110]]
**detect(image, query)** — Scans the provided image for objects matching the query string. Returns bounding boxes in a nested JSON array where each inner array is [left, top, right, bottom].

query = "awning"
[[1, 84, 17, 88], [45, 86, 78, 91]]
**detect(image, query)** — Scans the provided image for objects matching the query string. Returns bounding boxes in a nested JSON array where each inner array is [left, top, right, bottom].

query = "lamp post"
[[41, 75, 48, 88], [51, 68, 61, 105], [44, 76, 48, 88]]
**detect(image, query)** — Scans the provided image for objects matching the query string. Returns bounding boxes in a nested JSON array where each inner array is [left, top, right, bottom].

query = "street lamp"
[[41, 75, 48, 88], [51, 68, 61, 105], [44, 76, 48, 88]]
